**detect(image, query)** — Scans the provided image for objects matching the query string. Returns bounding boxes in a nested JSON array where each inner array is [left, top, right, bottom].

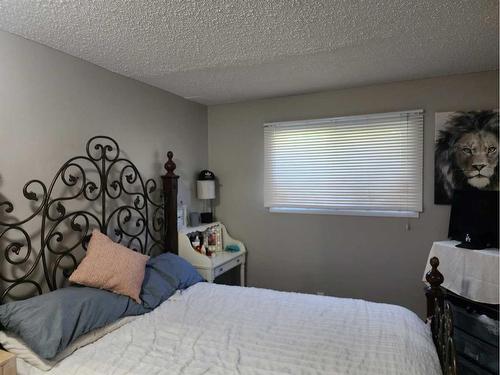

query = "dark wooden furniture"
[[0, 136, 178, 302], [446, 291, 499, 374], [426, 256, 500, 375]]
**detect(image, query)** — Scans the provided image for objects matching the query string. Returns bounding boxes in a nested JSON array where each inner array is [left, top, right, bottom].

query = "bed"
[[16, 283, 439, 375], [0, 136, 452, 375]]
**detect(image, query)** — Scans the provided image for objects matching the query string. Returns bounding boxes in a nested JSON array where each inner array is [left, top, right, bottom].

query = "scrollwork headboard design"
[[0, 136, 178, 302]]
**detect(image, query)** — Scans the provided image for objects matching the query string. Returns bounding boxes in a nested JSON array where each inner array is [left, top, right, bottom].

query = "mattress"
[[18, 283, 441, 375]]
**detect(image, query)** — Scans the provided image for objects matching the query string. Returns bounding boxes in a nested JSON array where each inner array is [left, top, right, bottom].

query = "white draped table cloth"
[[423, 241, 499, 304]]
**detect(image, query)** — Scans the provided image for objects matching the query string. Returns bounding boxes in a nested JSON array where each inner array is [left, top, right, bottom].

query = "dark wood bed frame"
[[425, 256, 457, 375], [0, 136, 455, 374]]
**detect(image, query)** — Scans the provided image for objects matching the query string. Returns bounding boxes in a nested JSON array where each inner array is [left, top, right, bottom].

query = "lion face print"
[[454, 130, 498, 189], [435, 110, 499, 204]]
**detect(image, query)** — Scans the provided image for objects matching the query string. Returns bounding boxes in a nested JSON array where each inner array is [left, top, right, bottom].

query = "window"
[[264, 110, 424, 218]]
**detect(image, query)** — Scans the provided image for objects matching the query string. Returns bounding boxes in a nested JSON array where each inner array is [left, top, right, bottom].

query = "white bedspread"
[[19, 283, 441, 375]]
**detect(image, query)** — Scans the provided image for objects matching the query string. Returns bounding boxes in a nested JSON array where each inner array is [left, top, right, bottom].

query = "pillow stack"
[[0, 229, 204, 370]]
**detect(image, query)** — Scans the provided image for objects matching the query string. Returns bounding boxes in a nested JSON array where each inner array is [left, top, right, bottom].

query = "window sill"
[[268, 207, 420, 218]]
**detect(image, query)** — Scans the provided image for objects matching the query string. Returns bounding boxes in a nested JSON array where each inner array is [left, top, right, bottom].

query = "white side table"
[[423, 240, 499, 304], [178, 222, 246, 286]]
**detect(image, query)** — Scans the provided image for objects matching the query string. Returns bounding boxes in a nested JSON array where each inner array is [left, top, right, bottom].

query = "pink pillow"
[[69, 230, 149, 303]]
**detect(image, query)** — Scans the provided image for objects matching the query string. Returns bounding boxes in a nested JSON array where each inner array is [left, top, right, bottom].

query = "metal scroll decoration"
[[0, 136, 167, 302], [431, 300, 457, 375]]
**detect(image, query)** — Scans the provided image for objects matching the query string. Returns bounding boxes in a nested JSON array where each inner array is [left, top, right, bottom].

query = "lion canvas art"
[[434, 110, 499, 204]]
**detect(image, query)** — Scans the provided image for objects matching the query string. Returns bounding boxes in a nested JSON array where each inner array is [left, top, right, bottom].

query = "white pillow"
[[0, 315, 136, 371]]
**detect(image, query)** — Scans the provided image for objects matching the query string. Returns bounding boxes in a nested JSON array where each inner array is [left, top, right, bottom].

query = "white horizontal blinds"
[[264, 110, 424, 216]]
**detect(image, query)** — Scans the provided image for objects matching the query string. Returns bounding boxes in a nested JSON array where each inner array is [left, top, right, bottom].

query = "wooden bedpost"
[[162, 151, 179, 254], [425, 256, 444, 321]]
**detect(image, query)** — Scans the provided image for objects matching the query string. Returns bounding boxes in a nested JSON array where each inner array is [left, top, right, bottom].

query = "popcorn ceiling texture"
[[0, 0, 497, 104]]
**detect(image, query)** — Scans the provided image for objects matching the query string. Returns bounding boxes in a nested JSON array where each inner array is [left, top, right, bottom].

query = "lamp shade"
[[197, 180, 215, 200]]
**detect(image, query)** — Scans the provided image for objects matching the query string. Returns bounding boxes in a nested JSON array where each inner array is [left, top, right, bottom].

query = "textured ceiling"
[[0, 0, 498, 105]]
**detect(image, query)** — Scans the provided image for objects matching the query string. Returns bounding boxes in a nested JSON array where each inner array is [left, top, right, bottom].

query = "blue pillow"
[[148, 252, 204, 290], [140, 260, 178, 310], [0, 286, 147, 359]]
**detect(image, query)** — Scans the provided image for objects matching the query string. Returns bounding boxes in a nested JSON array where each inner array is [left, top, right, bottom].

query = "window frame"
[[263, 110, 424, 218]]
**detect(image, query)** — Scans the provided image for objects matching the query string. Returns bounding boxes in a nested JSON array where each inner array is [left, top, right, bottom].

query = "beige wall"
[[208, 71, 499, 316], [0, 30, 208, 220]]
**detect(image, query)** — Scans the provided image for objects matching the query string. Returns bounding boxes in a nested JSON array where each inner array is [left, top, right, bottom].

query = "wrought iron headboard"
[[0, 136, 178, 302]]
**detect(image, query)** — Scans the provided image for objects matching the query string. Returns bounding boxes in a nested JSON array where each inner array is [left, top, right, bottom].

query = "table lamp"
[[197, 170, 216, 223]]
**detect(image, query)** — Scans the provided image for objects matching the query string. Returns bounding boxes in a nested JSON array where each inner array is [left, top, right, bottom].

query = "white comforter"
[[19, 283, 441, 375]]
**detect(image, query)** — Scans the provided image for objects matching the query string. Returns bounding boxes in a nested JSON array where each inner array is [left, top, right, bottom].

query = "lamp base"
[[200, 212, 213, 224]]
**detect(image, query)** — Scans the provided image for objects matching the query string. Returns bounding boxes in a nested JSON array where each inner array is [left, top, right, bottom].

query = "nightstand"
[[0, 350, 16, 375], [178, 222, 246, 285]]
